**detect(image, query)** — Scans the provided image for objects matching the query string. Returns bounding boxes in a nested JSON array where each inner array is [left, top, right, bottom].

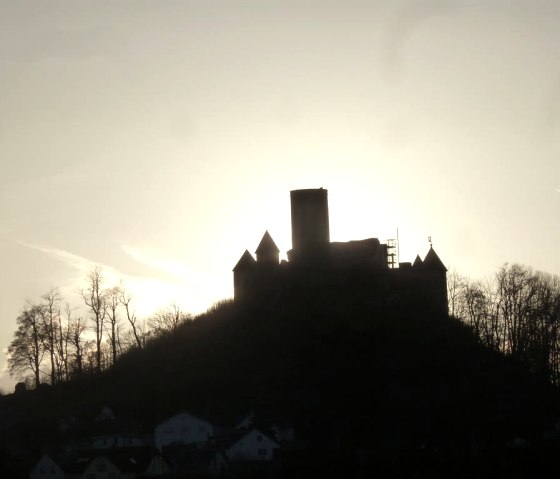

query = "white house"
[[155, 412, 214, 449], [225, 429, 279, 462], [29, 454, 64, 479]]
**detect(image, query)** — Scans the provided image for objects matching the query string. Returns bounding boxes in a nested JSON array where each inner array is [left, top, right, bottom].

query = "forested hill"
[[1, 296, 560, 476]]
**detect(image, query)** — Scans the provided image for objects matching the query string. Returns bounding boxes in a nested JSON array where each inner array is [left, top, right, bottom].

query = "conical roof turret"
[[423, 247, 447, 272], [255, 230, 280, 255], [255, 231, 280, 265], [233, 250, 256, 271]]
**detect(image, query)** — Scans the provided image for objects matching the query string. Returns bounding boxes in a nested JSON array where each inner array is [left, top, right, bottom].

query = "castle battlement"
[[233, 188, 448, 315]]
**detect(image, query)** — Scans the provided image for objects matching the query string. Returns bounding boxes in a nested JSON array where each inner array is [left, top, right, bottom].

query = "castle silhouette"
[[233, 188, 448, 315]]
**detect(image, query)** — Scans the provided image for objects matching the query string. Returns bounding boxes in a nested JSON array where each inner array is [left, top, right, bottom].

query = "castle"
[[233, 188, 448, 315]]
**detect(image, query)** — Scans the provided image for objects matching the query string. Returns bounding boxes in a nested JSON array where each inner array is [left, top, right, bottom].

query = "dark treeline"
[[6, 266, 192, 390], [449, 263, 560, 385]]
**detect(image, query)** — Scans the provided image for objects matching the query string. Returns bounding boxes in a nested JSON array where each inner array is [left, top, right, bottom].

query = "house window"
[[257, 435, 263, 442], [258, 449, 267, 456]]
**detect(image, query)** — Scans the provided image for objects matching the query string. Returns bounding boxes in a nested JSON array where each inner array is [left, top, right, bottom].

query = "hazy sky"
[[1, 0, 559, 391]]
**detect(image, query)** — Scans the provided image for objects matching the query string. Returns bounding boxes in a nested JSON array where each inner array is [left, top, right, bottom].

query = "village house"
[[225, 428, 280, 462], [154, 412, 214, 449], [29, 454, 65, 479]]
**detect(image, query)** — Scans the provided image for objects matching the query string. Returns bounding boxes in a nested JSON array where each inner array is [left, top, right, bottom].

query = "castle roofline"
[[412, 254, 423, 268], [255, 231, 280, 255], [423, 247, 447, 272], [233, 250, 256, 271]]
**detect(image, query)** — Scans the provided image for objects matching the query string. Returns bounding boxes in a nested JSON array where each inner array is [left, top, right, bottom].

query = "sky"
[[1, 0, 559, 392]]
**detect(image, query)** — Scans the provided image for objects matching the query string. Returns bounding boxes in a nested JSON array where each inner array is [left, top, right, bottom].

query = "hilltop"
[[1, 295, 559, 477]]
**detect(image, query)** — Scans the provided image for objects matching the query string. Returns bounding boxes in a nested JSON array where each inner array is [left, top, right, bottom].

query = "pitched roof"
[[412, 255, 423, 268], [156, 411, 214, 429], [255, 231, 280, 255], [422, 247, 447, 272], [233, 250, 256, 271]]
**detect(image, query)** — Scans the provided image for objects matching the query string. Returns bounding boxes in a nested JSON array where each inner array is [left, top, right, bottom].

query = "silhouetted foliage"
[[148, 303, 192, 337], [7, 304, 45, 388], [450, 264, 560, 384], [81, 266, 107, 374]]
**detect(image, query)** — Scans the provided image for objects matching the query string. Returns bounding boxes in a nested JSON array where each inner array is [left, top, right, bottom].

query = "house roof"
[[255, 231, 280, 255], [423, 247, 447, 272], [156, 411, 214, 430], [233, 250, 256, 271]]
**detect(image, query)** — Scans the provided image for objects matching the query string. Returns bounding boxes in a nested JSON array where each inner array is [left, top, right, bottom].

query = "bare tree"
[[81, 266, 107, 374], [119, 287, 144, 349], [7, 304, 46, 388], [454, 264, 560, 383], [55, 303, 74, 382], [42, 286, 62, 385], [67, 313, 88, 377], [148, 303, 191, 336], [446, 269, 464, 318], [105, 286, 121, 365]]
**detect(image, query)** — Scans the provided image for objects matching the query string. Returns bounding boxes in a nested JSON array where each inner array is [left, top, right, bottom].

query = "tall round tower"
[[290, 188, 330, 261]]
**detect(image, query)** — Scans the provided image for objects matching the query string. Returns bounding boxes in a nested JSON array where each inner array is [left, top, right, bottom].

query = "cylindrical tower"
[[290, 188, 330, 257]]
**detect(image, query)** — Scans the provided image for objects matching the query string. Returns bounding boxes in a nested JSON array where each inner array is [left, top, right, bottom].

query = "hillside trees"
[[42, 287, 61, 385], [450, 264, 560, 383], [6, 265, 193, 388], [148, 303, 192, 336], [81, 266, 106, 374], [120, 287, 145, 349], [105, 286, 121, 366], [7, 304, 45, 389]]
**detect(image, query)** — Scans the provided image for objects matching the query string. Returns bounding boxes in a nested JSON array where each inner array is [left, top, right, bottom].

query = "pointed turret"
[[423, 247, 447, 272], [255, 231, 280, 265], [412, 254, 423, 269], [233, 250, 257, 302], [233, 250, 256, 271]]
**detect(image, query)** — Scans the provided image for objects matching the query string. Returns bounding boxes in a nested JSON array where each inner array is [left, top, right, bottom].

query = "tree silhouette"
[[451, 263, 560, 383], [148, 303, 191, 337], [81, 266, 107, 374], [105, 286, 121, 366], [119, 287, 145, 349], [41, 286, 61, 385], [7, 304, 46, 388]]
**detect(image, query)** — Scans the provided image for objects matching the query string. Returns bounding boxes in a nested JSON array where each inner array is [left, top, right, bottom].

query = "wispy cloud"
[[16, 241, 211, 315], [17, 241, 120, 284], [121, 244, 205, 285]]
